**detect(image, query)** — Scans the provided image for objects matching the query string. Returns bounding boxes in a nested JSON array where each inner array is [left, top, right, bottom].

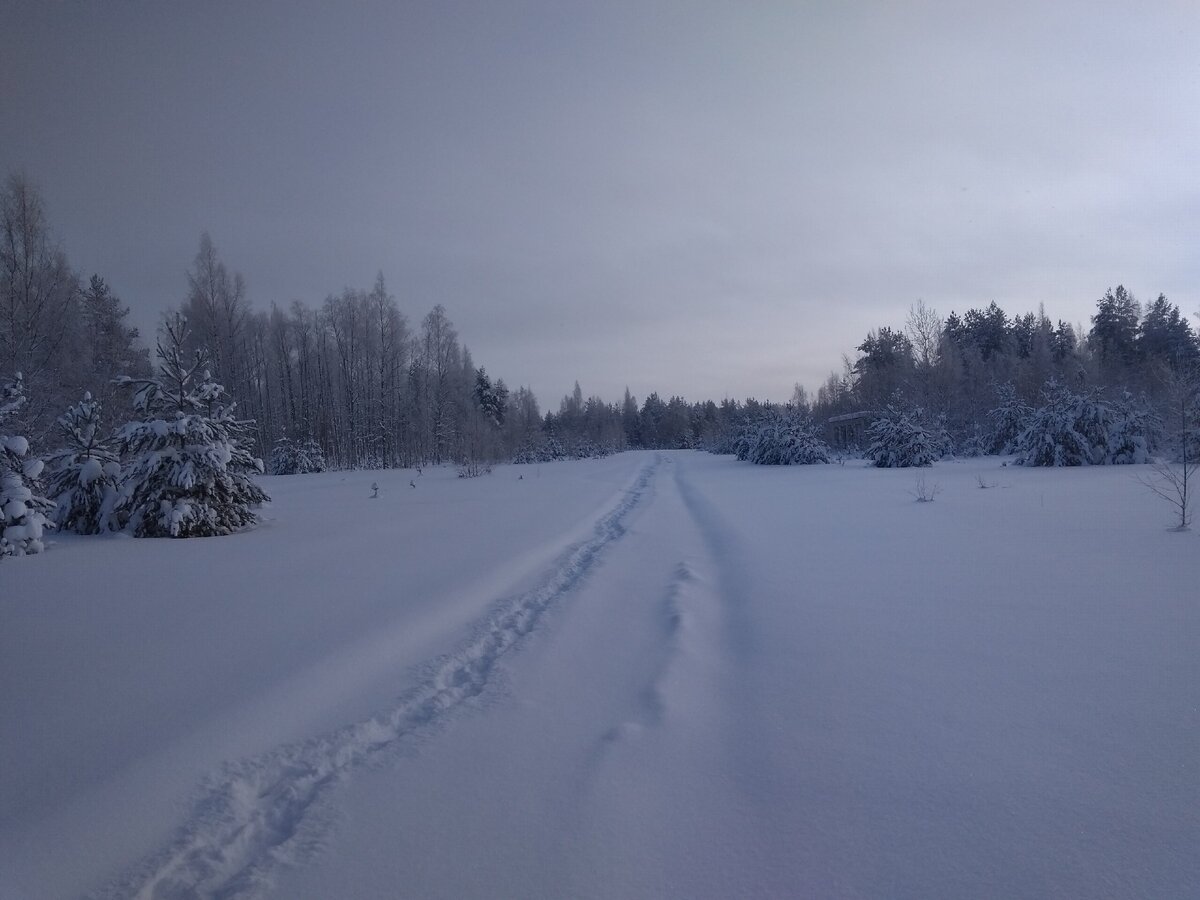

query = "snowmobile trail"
[[97, 458, 660, 900]]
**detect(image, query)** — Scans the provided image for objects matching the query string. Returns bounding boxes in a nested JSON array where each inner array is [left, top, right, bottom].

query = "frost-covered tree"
[[513, 434, 568, 464], [113, 315, 268, 537], [1012, 381, 1155, 467], [735, 411, 830, 465], [1140, 369, 1199, 529], [45, 393, 120, 534], [1089, 285, 1142, 382], [1012, 382, 1109, 467], [269, 435, 326, 475], [988, 383, 1032, 454], [865, 405, 939, 468], [1, 174, 83, 430], [0, 373, 52, 555], [1106, 391, 1156, 465]]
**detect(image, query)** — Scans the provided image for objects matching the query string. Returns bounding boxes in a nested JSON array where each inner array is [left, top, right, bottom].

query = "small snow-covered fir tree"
[[112, 316, 268, 537], [1012, 381, 1158, 467], [45, 393, 121, 534], [1106, 391, 1157, 465], [736, 411, 830, 465], [297, 437, 326, 473], [513, 435, 568, 464], [865, 405, 938, 468], [268, 437, 297, 475], [956, 423, 990, 458], [987, 383, 1032, 454], [1, 373, 53, 555], [269, 435, 327, 475]]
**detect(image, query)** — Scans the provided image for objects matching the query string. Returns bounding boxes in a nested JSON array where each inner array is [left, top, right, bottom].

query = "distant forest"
[[3, 171, 1198, 471]]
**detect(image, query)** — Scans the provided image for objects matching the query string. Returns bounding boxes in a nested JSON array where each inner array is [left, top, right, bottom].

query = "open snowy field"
[[1, 450, 1197, 899]]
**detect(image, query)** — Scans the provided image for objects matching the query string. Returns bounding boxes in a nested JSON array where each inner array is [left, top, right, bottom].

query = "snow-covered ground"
[[2, 451, 1197, 899]]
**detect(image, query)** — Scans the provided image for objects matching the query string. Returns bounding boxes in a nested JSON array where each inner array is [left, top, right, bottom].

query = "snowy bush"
[[512, 435, 616, 464], [955, 423, 990, 458], [1012, 383, 1108, 467], [457, 458, 492, 478], [865, 406, 938, 468], [0, 373, 53, 555], [1012, 382, 1157, 467], [987, 383, 1032, 454], [1106, 392, 1157, 465], [735, 412, 830, 465], [570, 439, 615, 460], [112, 316, 269, 537], [513, 436, 567, 464], [269, 436, 327, 475], [45, 393, 120, 534]]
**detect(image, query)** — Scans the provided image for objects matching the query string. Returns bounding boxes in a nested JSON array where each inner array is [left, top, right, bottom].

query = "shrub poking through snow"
[[1012, 381, 1157, 467], [269, 436, 326, 475], [735, 411, 830, 465], [45, 393, 120, 534], [112, 315, 268, 537], [1139, 371, 1199, 529], [0, 373, 53, 555], [865, 405, 938, 468]]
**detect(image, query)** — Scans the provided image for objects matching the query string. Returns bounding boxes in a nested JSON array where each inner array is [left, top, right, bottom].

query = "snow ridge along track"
[[100, 457, 660, 900]]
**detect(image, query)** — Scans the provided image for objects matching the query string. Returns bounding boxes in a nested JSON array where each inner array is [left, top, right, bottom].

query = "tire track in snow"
[[97, 458, 660, 900]]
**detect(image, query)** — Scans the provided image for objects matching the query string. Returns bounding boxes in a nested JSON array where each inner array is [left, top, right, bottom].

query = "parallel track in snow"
[[98, 457, 660, 900]]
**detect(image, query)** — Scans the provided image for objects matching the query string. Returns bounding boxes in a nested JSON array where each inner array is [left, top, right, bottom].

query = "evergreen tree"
[[268, 436, 325, 475], [82, 275, 151, 409], [865, 405, 938, 467], [1089, 285, 1142, 378], [736, 410, 830, 465], [473, 367, 507, 426], [987, 383, 1032, 453], [1011, 381, 1154, 467], [621, 388, 640, 447], [45, 392, 120, 534], [113, 315, 268, 537], [1138, 294, 1198, 371], [0, 373, 52, 555], [853, 326, 914, 406]]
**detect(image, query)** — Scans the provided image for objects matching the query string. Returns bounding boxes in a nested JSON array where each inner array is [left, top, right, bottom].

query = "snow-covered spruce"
[[0, 373, 53, 555], [735, 411, 830, 465], [45, 393, 121, 534], [112, 316, 268, 537], [955, 423, 990, 458], [987, 383, 1031, 454], [865, 405, 939, 468], [269, 436, 326, 475], [1012, 381, 1157, 467], [1106, 391, 1157, 465], [513, 436, 567, 464], [513, 434, 617, 464]]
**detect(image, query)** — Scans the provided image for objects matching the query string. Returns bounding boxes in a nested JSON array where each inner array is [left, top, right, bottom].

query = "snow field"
[[1, 450, 1197, 899], [0, 453, 650, 898]]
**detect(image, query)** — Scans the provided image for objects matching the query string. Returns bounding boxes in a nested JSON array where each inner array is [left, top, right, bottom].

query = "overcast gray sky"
[[2, 1, 1197, 406]]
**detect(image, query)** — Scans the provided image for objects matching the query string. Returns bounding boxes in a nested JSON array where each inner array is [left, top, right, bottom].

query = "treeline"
[[0, 173, 547, 471], [0, 174, 151, 439], [176, 235, 544, 470], [4, 169, 1197, 473], [0, 171, 767, 471], [805, 292, 1197, 454]]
